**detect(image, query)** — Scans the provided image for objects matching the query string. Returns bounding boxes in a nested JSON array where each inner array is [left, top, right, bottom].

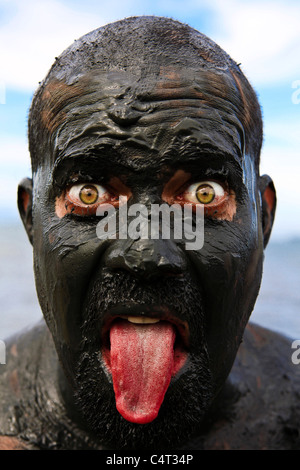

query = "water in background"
[[0, 223, 300, 341]]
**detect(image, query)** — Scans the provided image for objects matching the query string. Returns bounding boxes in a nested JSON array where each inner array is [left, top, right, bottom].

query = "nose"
[[103, 238, 187, 280]]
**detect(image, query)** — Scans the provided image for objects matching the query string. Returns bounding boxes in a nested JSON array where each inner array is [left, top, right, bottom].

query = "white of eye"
[[68, 183, 108, 205], [184, 181, 225, 204]]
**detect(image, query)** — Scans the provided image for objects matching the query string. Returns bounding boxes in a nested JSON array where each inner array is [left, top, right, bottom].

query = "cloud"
[[264, 117, 300, 147], [0, 0, 108, 91], [205, 0, 300, 86]]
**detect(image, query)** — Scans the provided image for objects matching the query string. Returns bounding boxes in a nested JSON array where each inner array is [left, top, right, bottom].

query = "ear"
[[18, 177, 33, 245], [258, 174, 276, 248]]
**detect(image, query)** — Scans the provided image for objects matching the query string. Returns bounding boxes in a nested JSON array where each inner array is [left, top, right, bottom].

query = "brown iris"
[[79, 184, 99, 204], [196, 183, 215, 204]]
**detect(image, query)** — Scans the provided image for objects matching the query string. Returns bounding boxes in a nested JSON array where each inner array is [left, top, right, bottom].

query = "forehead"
[[40, 66, 246, 172]]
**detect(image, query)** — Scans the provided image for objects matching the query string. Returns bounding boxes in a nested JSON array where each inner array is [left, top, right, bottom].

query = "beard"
[[72, 269, 213, 450]]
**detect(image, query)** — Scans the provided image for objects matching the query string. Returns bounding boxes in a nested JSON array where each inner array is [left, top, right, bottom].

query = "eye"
[[67, 183, 109, 206], [162, 174, 235, 221], [55, 179, 132, 218], [183, 181, 225, 205]]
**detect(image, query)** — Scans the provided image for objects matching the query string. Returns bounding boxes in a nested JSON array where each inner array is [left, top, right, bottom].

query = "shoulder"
[[234, 322, 300, 431], [236, 322, 300, 387], [201, 323, 300, 450], [0, 321, 54, 438]]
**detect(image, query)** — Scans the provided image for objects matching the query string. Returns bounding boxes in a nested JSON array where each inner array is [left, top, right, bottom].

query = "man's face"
[[25, 67, 272, 448]]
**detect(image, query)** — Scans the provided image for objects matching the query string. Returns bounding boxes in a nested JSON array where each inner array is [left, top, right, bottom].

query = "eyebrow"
[[52, 139, 243, 192], [52, 108, 244, 164], [51, 144, 160, 189], [160, 130, 244, 170]]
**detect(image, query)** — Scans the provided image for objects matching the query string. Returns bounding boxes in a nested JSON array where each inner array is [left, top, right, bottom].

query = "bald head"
[[28, 16, 262, 173], [36, 16, 238, 79]]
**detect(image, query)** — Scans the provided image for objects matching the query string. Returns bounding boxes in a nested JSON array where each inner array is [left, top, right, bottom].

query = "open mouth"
[[100, 312, 189, 424]]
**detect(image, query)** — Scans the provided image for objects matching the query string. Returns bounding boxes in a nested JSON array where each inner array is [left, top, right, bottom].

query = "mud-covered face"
[[25, 67, 273, 448]]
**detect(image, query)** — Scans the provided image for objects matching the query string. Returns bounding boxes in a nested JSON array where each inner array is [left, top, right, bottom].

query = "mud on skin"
[[1, 17, 298, 451]]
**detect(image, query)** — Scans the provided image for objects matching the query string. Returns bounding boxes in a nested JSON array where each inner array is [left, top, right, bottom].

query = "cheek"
[[202, 228, 262, 325], [188, 220, 263, 384], [32, 207, 108, 349]]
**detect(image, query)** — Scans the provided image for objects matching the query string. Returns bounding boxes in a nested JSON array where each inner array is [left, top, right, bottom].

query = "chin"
[[73, 348, 213, 450], [63, 270, 214, 449]]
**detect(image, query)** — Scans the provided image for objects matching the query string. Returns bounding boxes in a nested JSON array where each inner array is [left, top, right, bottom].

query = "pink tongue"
[[110, 320, 176, 424]]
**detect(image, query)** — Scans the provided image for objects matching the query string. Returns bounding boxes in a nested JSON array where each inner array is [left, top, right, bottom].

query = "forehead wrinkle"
[[139, 67, 241, 108], [52, 104, 244, 173], [137, 68, 246, 150], [41, 79, 86, 134], [47, 67, 243, 129], [48, 68, 245, 170], [53, 111, 243, 171]]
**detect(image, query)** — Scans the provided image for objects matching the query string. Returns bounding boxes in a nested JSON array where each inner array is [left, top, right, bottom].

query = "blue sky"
[[0, 0, 299, 241]]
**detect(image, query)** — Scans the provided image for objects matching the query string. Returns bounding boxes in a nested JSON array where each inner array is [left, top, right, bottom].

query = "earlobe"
[[258, 175, 276, 248], [18, 177, 33, 245]]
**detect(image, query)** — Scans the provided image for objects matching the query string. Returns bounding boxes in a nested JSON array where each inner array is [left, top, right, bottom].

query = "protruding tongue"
[[110, 320, 176, 424]]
